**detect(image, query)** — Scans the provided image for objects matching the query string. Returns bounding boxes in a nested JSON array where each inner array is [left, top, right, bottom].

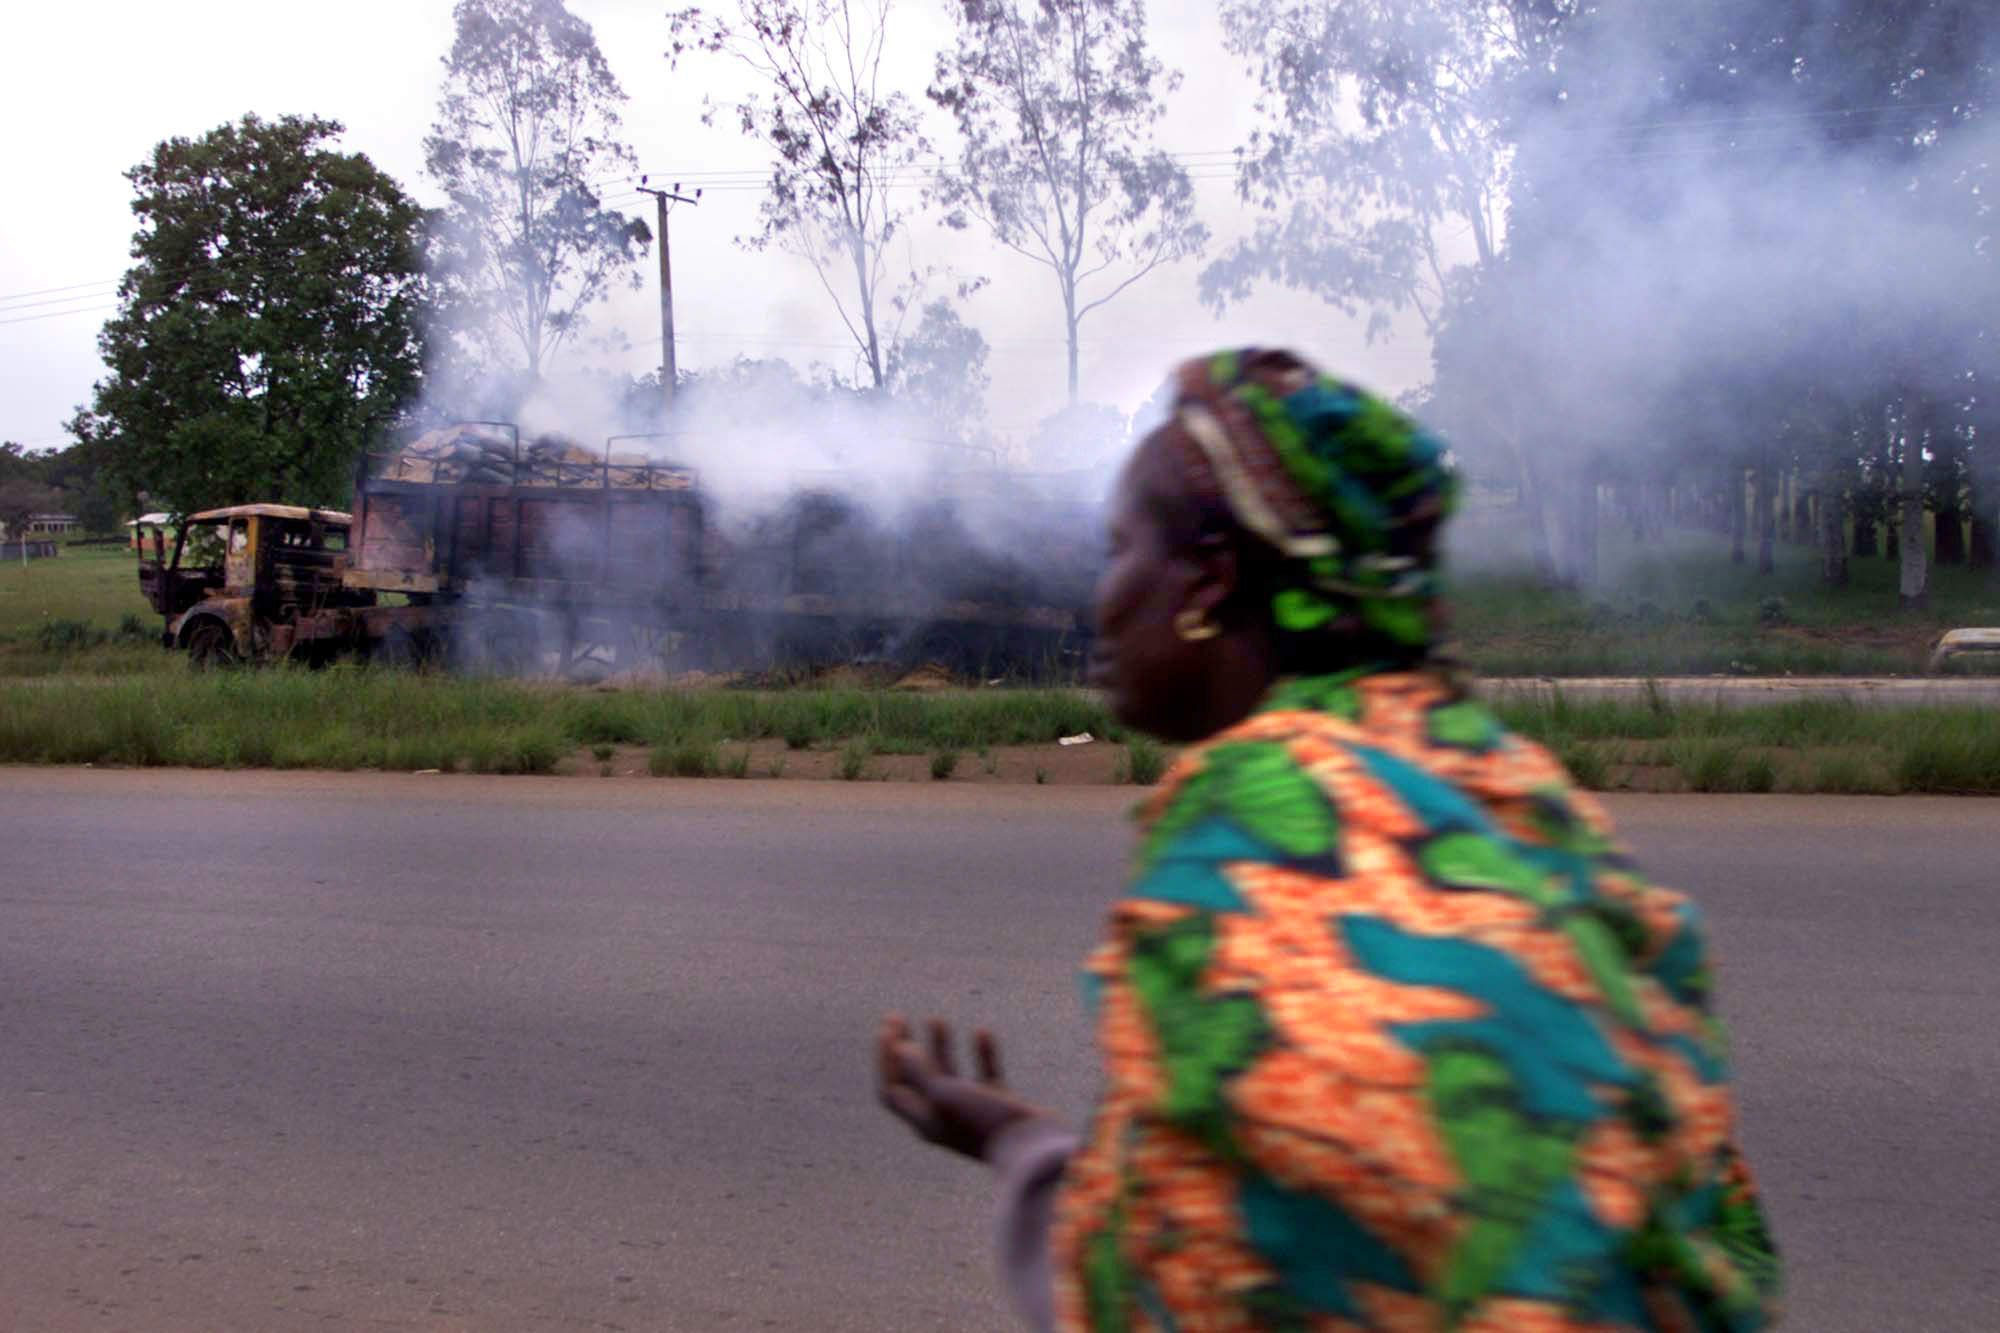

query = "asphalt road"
[[1480, 674, 2000, 708], [2, 770, 1995, 1331]]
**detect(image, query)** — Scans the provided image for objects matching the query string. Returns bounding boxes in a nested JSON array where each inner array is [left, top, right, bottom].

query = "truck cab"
[[139, 504, 372, 665]]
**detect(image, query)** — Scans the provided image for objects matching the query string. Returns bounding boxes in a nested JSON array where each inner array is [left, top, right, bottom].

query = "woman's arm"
[[988, 1116, 1080, 1333]]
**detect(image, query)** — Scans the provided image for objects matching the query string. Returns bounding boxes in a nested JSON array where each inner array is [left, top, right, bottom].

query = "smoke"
[[392, 329, 1107, 678], [1417, 1, 1995, 583]]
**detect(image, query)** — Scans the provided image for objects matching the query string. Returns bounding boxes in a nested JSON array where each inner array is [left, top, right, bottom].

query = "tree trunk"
[[1571, 479, 1600, 588], [1793, 487, 1814, 545], [1062, 279, 1080, 406], [1820, 485, 1849, 587], [1547, 475, 1600, 588], [1853, 512, 1877, 558], [1776, 470, 1792, 543], [1933, 432, 1966, 566], [1899, 413, 1928, 608], [1936, 505, 1965, 566], [1970, 514, 1995, 572], [1518, 449, 1557, 585], [1729, 469, 1746, 564], [1756, 467, 1776, 574]]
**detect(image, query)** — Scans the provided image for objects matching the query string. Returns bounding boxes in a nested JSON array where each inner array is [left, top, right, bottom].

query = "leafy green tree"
[[669, 0, 932, 390], [0, 478, 62, 569], [930, 0, 1205, 404], [69, 114, 426, 519], [74, 484, 124, 537], [1203, 0, 1562, 337], [0, 443, 43, 487], [1421, 0, 1990, 590], [887, 299, 991, 442], [427, 0, 652, 385], [1027, 401, 1127, 471]]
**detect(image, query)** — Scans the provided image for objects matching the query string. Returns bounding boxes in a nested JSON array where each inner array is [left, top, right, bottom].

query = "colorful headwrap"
[[1168, 348, 1459, 653]]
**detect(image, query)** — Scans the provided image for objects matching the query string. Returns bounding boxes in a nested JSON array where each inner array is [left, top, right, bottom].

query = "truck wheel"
[[377, 625, 433, 670], [186, 621, 238, 670]]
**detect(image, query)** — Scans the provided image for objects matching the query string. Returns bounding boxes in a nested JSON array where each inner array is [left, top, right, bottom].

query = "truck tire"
[[186, 620, 238, 670]]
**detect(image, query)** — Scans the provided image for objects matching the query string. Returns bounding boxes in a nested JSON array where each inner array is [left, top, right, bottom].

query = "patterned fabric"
[[1050, 669, 1780, 1331], [1168, 350, 1459, 653]]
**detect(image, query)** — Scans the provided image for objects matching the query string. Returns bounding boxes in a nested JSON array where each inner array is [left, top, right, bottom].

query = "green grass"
[[0, 670, 1127, 772], [838, 737, 872, 781], [1497, 689, 2000, 794], [1448, 520, 2000, 676], [1125, 736, 1168, 786], [649, 736, 717, 778], [1669, 739, 1746, 793], [0, 668, 568, 773], [9, 593, 2000, 795], [557, 685, 1118, 752], [0, 546, 173, 677], [0, 545, 155, 639]]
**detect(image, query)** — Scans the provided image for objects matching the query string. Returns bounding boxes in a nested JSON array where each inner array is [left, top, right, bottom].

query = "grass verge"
[[5, 668, 2000, 793], [1494, 691, 2000, 794]]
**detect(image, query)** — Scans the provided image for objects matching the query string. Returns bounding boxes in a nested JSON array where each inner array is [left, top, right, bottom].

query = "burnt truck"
[[139, 422, 1095, 675], [139, 504, 381, 667]]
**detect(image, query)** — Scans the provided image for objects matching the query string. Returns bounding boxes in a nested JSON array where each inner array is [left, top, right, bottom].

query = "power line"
[[7, 103, 1974, 309], [0, 278, 121, 304], [0, 302, 117, 327], [0, 287, 123, 315]]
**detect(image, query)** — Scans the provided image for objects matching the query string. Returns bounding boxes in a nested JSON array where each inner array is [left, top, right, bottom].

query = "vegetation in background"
[[0, 666, 1997, 793], [1447, 524, 2000, 678], [1493, 692, 2000, 795], [929, 0, 1206, 405], [650, 736, 718, 777], [668, 0, 932, 392], [69, 114, 428, 517], [1125, 736, 1167, 785], [425, 0, 651, 391], [838, 737, 873, 781]]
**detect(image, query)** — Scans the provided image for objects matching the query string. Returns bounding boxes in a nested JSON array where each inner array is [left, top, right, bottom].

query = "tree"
[[427, 0, 652, 385], [0, 443, 44, 487], [886, 298, 991, 441], [1418, 0, 1991, 589], [1026, 400, 1127, 471], [930, 0, 1205, 404], [0, 479, 61, 570], [69, 115, 427, 519], [669, 0, 932, 390], [1203, 0, 1563, 337], [74, 484, 124, 537]]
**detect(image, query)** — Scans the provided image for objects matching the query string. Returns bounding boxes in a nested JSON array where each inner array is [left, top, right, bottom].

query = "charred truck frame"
[[139, 423, 1090, 675]]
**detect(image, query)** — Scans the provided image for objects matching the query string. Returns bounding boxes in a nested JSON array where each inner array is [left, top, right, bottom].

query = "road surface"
[[1480, 674, 2000, 707], [3, 769, 1995, 1330]]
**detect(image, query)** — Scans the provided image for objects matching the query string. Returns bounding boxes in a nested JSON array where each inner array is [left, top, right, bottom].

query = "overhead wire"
[[1, 101, 1978, 327]]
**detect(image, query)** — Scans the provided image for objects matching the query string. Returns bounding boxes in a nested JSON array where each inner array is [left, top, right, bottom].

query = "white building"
[[0, 512, 80, 538]]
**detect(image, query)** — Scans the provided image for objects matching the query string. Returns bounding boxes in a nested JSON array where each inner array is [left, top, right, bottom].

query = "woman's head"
[[1089, 348, 1457, 742]]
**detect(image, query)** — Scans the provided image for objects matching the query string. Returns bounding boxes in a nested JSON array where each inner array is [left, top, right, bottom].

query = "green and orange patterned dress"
[[1047, 669, 1780, 1331]]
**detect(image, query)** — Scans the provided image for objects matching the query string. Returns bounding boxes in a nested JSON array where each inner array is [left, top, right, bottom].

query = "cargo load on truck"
[[377, 423, 695, 491]]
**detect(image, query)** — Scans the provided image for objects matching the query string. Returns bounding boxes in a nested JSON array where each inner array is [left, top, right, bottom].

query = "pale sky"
[[0, 0, 1432, 453]]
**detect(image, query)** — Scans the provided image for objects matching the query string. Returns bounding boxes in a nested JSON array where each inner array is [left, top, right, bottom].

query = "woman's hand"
[[876, 1014, 1049, 1161]]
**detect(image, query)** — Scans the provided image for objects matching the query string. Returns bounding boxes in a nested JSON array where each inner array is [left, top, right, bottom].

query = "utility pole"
[[636, 177, 700, 413]]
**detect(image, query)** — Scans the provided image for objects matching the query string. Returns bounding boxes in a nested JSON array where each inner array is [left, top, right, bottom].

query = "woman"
[[878, 348, 1780, 1331]]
